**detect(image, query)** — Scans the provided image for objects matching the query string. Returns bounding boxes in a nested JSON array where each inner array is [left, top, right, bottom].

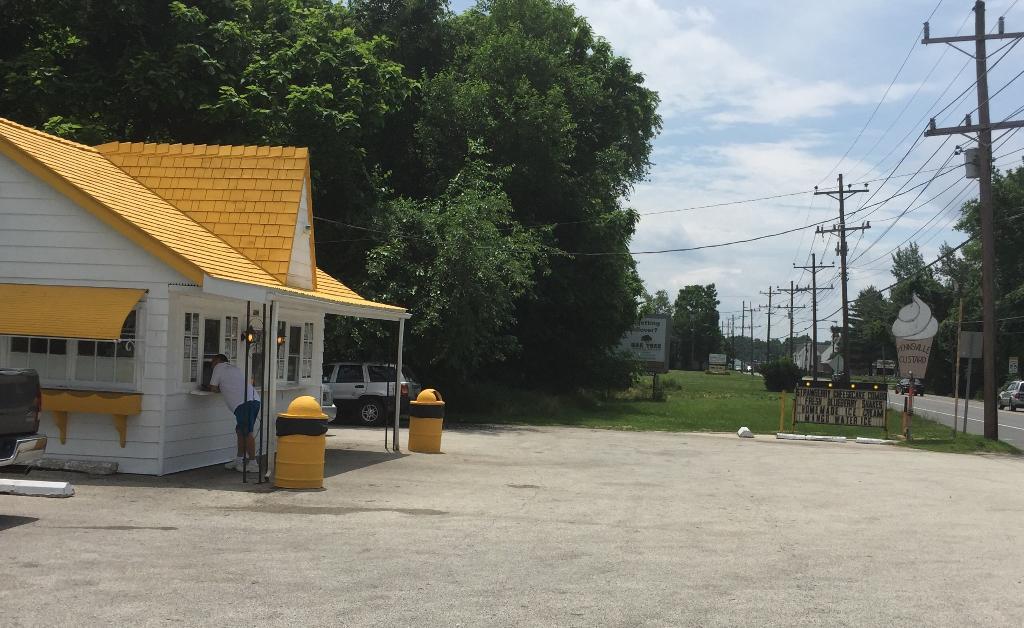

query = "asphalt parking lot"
[[4, 425, 1024, 627]]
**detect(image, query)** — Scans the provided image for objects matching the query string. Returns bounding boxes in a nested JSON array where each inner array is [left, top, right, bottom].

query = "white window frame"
[[224, 316, 240, 362], [2, 309, 141, 392], [183, 312, 201, 384], [301, 322, 314, 380]]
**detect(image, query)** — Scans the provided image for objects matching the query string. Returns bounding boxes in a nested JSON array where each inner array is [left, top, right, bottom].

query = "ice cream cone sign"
[[891, 294, 940, 379]]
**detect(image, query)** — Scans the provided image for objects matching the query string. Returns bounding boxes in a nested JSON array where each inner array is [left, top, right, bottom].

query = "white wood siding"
[[0, 152, 183, 475], [162, 293, 325, 474]]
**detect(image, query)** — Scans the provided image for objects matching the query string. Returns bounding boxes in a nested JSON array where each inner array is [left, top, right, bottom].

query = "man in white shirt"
[[206, 354, 261, 472]]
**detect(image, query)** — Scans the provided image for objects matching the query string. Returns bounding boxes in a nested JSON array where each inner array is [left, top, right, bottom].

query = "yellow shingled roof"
[[0, 117, 279, 287], [96, 141, 312, 285], [0, 118, 404, 316]]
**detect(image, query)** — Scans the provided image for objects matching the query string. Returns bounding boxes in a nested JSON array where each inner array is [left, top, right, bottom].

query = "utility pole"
[[775, 281, 807, 359], [730, 314, 736, 369], [741, 301, 746, 372], [815, 174, 869, 383], [748, 304, 756, 373], [794, 253, 834, 380], [760, 287, 775, 363], [923, 1, 1024, 441]]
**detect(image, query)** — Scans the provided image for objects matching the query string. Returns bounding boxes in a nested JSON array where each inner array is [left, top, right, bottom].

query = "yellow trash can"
[[408, 389, 445, 453], [274, 396, 328, 489]]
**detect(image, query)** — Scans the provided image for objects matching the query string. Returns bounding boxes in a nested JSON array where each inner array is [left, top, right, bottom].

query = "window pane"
[[10, 337, 28, 353], [30, 338, 47, 353], [77, 355, 96, 380], [49, 339, 67, 355], [47, 352, 68, 380], [78, 340, 95, 356], [288, 326, 301, 357], [115, 356, 134, 384], [116, 341, 135, 358], [287, 356, 298, 382], [336, 365, 363, 383], [367, 365, 395, 382], [97, 342, 115, 358]]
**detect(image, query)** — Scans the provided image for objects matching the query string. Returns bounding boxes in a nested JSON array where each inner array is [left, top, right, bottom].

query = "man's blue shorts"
[[234, 400, 261, 434]]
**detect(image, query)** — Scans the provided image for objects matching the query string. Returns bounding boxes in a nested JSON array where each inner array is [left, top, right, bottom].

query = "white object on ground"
[[776, 433, 847, 443], [737, 427, 754, 438], [855, 437, 896, 445], [0, 478, 75, 497]]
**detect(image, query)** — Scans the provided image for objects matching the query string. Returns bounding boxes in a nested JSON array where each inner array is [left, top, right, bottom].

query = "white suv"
[[322, 362, 422, 426]]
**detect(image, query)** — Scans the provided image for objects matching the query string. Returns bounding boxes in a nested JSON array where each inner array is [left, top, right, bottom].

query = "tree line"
[[0, 0, 661, 392]]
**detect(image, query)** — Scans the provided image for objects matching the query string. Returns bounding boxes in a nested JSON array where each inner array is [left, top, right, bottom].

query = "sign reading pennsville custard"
[[794, 381, 888, 428], [619, 314, 671, 374]]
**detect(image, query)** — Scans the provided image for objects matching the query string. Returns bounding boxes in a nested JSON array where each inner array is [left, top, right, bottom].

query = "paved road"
[[889, 390, 1024, 449], [5, 426, 1024, 626]]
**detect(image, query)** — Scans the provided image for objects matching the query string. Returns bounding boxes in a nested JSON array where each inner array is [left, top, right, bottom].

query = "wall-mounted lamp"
[[276, 335, 286, 346]]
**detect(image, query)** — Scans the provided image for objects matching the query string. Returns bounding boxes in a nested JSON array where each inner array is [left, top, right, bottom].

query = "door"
[[330, 363, 366, 402]]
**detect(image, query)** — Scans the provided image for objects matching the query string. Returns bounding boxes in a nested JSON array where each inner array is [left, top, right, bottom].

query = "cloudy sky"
[[450, 0, 1024, 343]]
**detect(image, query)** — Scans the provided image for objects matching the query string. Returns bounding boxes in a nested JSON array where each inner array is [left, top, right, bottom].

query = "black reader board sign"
[[794, 381, 888, 428]]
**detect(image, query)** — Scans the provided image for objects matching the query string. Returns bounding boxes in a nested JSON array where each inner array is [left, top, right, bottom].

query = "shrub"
[[761, 359, 802, 392]]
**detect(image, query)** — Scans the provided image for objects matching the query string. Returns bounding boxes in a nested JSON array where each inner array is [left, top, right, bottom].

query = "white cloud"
[[574, 0, 915, 125]]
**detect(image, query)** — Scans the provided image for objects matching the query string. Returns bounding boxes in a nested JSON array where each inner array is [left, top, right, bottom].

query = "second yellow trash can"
[[408, 389, 445, 453], [274, 396, 329, 489]]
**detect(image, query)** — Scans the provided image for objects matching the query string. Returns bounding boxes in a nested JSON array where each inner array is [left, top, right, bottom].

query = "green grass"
[[449, 370, 1018, 455]]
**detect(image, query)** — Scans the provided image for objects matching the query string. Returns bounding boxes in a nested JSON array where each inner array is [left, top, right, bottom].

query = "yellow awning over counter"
[[0, 284, 144, 340]]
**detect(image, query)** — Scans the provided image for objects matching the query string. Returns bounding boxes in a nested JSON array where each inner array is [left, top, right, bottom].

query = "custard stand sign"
[[891, 295, 939, 378]]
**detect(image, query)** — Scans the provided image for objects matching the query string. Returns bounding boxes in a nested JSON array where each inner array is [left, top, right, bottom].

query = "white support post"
[[393, 317, 405, 452], [266, 300, 280, 477]]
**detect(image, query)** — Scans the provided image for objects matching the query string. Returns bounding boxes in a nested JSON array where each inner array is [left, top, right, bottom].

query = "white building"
[[0, 118, 408, 474]]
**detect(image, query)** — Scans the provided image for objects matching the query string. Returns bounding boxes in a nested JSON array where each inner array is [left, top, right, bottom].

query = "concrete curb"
[[0, 478, 75, 497], [29, 458, 118, 475], [855, 437, 897, 445], [776, 433, 847, 443]]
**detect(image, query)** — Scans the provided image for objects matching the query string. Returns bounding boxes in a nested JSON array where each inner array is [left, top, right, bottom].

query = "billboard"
[[620, 314, 671, 374]]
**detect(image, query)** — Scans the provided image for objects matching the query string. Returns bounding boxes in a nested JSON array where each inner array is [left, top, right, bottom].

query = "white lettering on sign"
[[794, 387, 888, 428]]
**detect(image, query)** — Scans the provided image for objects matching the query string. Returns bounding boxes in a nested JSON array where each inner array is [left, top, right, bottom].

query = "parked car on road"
[[998, 380, 1024, 411], [322, 362, 421, 426], [894, 378, 925, 396], [0, 368, 47, 468]]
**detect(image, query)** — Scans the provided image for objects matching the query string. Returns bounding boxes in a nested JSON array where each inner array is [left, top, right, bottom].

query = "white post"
[[266, 300, 280, 477], [393, 317, 405, 452]]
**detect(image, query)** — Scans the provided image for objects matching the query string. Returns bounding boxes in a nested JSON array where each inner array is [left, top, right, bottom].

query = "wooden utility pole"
[[815, 174, 869, 382], [748, 303, 757, 373], [794, 253, 834, 380], [759, 287, 775, 363], [923, 1, 1024, 440], [741, 301, 746, 372], [775, 281, 807, 360]]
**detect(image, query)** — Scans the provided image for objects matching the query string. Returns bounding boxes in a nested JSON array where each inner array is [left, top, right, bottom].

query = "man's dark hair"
[[214, 353, 229, 363]]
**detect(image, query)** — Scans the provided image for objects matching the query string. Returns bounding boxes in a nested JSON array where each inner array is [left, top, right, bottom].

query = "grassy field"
[[450, 370, 1018, 455]]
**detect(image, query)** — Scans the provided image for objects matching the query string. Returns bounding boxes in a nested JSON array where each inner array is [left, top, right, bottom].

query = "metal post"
[[259, 302, 268, 483], [242, 300, 250, 483], [964, 357, 974, 434], [392, 317, 405, 453]]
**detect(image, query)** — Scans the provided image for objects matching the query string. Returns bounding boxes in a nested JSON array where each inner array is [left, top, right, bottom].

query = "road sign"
[[958, 331, 983, 359], [794, 381, 888, 428], [619, 315, 671, 374], [1010, 356, 1019, 375]]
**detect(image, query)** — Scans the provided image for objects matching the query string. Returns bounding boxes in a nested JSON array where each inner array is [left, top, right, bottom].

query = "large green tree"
[[409, 0, 661, 388], [672, 284, 723, 370]]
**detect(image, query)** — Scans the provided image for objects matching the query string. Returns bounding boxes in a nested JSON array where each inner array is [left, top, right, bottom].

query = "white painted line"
[[0, 479, 74, 497]]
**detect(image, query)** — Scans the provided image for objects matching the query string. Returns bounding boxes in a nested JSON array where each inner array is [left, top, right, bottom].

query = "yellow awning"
[[0, 284, 144, 340]]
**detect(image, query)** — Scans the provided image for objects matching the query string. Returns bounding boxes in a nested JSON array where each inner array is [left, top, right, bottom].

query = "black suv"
[[894, 378, 925, 396]]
